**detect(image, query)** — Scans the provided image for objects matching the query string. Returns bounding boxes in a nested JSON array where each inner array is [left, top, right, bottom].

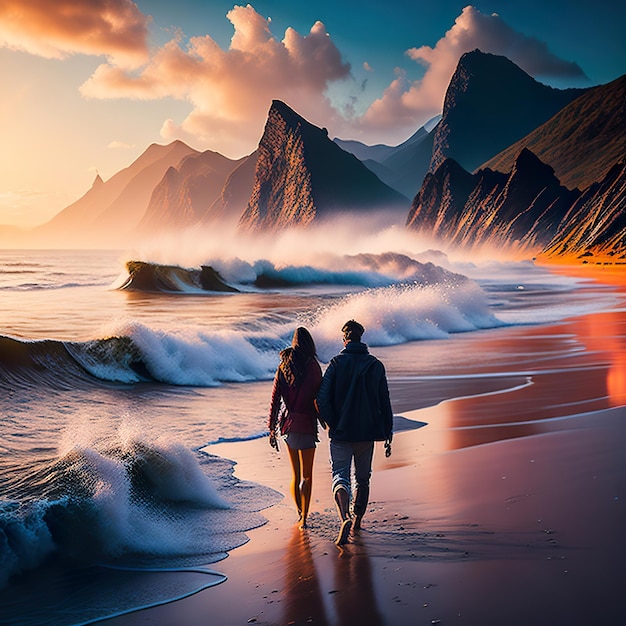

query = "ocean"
[[0, 243, 622, 625]]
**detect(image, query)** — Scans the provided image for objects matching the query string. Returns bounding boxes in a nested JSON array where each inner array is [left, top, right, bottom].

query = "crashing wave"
[[116, 252, 468, 293], [118, 261, 239, 293], [0, 434, 279, 594]]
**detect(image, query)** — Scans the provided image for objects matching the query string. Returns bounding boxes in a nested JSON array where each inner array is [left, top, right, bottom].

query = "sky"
[[0, 1, 624, 228]]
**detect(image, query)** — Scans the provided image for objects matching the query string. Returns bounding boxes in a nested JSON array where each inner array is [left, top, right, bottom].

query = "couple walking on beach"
[[268, 320, 394, 546]]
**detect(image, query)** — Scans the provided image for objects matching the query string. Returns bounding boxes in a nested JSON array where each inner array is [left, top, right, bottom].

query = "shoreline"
[[106, 301, 626, 626]]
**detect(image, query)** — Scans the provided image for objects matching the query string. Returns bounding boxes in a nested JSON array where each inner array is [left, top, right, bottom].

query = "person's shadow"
[[282, 524, 386, 626], [332, 537, 386, 625], [282, 526, 330, 625]]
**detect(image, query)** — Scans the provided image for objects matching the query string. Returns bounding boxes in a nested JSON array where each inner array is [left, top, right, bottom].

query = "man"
[[316, 319, 393, 546]]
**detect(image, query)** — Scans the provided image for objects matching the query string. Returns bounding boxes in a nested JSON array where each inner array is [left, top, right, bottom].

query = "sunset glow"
[[0, 1, 622, 230]]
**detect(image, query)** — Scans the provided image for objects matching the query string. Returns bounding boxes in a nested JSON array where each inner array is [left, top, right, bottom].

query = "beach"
[[105, 298, 626, 626]]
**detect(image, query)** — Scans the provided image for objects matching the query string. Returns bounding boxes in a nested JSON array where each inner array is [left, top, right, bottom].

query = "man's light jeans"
[[330, 440, 374, 518]]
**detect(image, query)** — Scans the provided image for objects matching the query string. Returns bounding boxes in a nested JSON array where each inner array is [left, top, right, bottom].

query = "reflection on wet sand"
[[280, 524, 387, 626], [282, 526, 329, 625], [406, 309, 626, 452], [330, 539, 385, 626]]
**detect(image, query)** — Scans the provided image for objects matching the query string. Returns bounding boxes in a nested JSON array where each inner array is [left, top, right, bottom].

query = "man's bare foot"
[[335, 518, 352, 546]]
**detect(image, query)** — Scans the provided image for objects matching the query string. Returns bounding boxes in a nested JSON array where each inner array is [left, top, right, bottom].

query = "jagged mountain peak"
[[456, 49, 537, 84], [407, 148, 579, 253], [269, 100, 328, 131], [430, 50, 587, 175], [266, 100, 332, 148], [239, 101, 407, 231], [510, 147, 557, 181]]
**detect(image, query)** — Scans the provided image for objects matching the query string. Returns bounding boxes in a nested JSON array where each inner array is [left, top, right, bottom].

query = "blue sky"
[[0, 0, 623, 227]]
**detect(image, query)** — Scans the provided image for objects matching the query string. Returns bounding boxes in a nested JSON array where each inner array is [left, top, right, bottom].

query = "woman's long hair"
[[279, 327, 317, 386]]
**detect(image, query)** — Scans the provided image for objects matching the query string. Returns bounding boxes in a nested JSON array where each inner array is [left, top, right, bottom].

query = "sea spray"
[[118, 251, 465, 293], [0, 500, 56, 588], [309, 280, 503, 360], [10, 264, 506, 388], [0, 421, 281, 590], [66, 322, 281, 385]]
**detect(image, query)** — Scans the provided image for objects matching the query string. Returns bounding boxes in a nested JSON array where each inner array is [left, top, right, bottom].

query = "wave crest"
[[0, 431, 274, 589], [115, 251, 468, 293]]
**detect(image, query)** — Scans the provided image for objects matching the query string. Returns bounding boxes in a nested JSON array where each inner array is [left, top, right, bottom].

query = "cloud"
[[80, 5, 351, 157], [360, 5, 588, 138], [5, 3, 587, 154], [0, 0, 149, 67]]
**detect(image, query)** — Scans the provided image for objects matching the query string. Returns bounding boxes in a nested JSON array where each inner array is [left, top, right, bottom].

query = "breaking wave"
[[0, 428, 279, 591], [1, 274, 503, 387], [114, 251, 468, 293]]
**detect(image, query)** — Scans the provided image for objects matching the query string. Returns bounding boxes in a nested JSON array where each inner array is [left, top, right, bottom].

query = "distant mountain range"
[[30, 140, 198, 247], [334, 116, 439, 200], [3, 49, 624, 263], [137, 149, 248, 234]]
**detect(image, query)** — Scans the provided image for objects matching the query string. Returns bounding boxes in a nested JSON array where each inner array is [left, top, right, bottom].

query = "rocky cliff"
[[481, 74, 626, 191], [429, 50, 586, 175], [239, 100, 408, 231], [539, 161, 626, 262], [407, 148, 580, 253]]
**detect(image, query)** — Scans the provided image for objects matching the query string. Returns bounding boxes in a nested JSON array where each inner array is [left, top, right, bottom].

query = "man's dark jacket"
[[316, 341, 393, 442]]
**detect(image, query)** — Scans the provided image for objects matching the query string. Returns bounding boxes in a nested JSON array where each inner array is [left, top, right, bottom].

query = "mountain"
[[13, 50, 620, 254], [202, 151, 258, 227], [538, 161, 626, 262], [333, 138, 400, 163], [406, 51, 625, 261], [429, 50, 587, 175], [239, 100, 408, 231], [31, 140, 198, 247], [406, 148, 580, 253], [137, 149, 247, 234], [480, 74, 626, 191], [335, 116, 440, 199]]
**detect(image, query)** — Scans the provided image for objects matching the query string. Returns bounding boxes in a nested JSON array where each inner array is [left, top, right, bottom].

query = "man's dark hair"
[[342, 319, 365, 342]]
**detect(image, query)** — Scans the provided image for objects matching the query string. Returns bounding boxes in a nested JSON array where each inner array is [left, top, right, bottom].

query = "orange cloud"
[[79, 5, 351, 157], [360, 5, 587, 137], [3, 3, 587, 155], [0, 0, 149, 67]]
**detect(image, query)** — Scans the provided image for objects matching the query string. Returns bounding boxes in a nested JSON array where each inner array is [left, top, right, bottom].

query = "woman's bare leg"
[[298, 448, 315, 528], [287, 445, 303, 520]]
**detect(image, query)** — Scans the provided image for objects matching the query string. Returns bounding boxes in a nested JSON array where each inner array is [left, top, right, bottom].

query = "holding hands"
[[269, 431, 279, 451]]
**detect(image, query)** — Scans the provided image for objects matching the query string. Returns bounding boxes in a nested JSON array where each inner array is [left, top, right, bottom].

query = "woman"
[[268, 327, 323, 529]]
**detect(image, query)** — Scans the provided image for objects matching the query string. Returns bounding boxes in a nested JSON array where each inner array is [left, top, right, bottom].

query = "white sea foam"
[[0, 422, 262, 589], [78, 274, 504, 385], [310, 280, 503, 360], [123, 323, 279, 385]]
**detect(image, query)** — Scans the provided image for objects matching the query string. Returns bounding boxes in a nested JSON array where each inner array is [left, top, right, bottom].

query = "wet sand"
[[106, 282, 626, 626]]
